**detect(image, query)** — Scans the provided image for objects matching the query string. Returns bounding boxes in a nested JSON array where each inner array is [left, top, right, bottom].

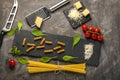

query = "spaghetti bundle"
[[27, 60, 86, 74]]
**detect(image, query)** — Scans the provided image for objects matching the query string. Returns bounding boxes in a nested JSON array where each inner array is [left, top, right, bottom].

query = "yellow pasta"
[[27, 60, 86, 74], [40, 38, 45, 45], [45, 40, 52, 45], [53, 46, 62, 50], [57, 49, 65, 54], [36, 45, 45, 49], [34, 36, 42, 41], [57, 41, 65, 46], [26, 47, 34, 53], [22, 38, 27, 46], [44, 49, 53, 53], [27, 43, 36, 47]]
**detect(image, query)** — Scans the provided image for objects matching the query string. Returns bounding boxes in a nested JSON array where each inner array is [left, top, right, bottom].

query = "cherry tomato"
[[88, 26, 94, 31], [94, 27, 100, 33], [97, 35, 103, 41], [9, 59, 16, 68], [82, 24, 88, 31], [91, 34, 97, 40], [85, 31, 91, 38]]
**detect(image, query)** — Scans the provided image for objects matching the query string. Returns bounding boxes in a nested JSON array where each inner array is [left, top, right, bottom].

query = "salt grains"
[[84, 43, 94, 60]]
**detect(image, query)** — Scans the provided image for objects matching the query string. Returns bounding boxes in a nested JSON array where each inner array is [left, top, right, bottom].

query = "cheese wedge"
[[74, 1, 82, 10], [82, 9, 90, 17], [35, 16, 43, 28]]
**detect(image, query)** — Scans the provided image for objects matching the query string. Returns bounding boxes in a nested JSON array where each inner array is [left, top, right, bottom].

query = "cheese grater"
[[26, 0, 70, 27]]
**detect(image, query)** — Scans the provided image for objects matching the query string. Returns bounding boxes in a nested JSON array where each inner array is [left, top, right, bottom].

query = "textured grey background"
[[0, 0, 120, 80]]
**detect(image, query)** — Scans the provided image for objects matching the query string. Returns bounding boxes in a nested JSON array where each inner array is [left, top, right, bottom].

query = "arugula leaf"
[[18, 58, 28, 64], [40, 56, 57, 63], [9, 46, 22, 56], [62, 55, 78, 61], [7, 29, 16, 36], [32, 29, 46, 36], [17, 20, 23, 31], [72, 34, 80, 48]]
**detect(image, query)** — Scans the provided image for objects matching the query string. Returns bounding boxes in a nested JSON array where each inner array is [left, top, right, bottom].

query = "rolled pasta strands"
[[34, 36, 42, 41], [53, 46, 62, 50], [26, 47, 34, 53], [28, 67, 56, 73], [27, 60, 86, 74], [27, 43, 36, 47], [36, 45, 45, 49], [40, 38, 45, 45], [57, 41, 65, 46], [45, 40, 52, 45], [57, 49, 65, 54], [44, 49, 53, 53], [22, 38, 27, 46]]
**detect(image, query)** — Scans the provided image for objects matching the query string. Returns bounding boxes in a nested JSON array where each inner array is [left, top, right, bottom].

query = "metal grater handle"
[[3, 0, 18, 32], [50, 0, 70, 12]]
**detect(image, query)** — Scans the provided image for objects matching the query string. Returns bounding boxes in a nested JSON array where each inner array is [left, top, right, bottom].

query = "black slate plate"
[[63, 1, 91, 29], [13, 30, 101, 67]]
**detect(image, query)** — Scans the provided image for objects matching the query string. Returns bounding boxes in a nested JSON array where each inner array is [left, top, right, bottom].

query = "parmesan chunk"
[[35, 16, 43, 28], [74, 1, 82, 10], [82, 9, 90, 17]]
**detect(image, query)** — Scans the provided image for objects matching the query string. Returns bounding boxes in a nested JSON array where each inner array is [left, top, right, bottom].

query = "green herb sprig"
[[9, 46, 22, 56]]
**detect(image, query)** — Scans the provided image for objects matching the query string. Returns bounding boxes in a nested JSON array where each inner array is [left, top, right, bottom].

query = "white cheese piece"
[[35, 16, 43, 28], [82, 9, 90, 17], [68, 8, 81, 20], [74, 1, 82, 10], [84, 43, 94, 60]]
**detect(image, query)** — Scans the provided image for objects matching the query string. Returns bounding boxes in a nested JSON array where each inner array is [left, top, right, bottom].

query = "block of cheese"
[[74, 1, 82, 10], [82, 9, 90, 17], [35, 16, 43, 28]]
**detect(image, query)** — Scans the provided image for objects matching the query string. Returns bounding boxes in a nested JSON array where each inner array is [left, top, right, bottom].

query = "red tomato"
[[82, 24, 88, 31], [91, 34, 97, 40], [94, 27, 100, 33], [88, 26, 94, 31], [85, 31, 91, 38], [97, 35, 103, 41], [9, 59, 16, 68]]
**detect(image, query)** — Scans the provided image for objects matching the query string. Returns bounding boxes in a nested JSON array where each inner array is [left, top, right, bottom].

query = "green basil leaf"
[[62, 55, 78, 61], [17, 20, 23, 31], [18, 58, 28, 64], [7, 29, 16, 36], [72, 34, 80, 48], [40, 57, 52, 63], [40, 56, 57, 63], [32, 29, 46, 36]]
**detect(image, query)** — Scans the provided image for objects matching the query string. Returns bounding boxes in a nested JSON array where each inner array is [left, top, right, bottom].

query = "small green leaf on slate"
[[9, 46, 22, 56], [40, 56, 57, 63], [32, 29, 46, 37], [72, 34, 80, 48], [18, 58, 28, 64], [62, 55, 78, 61], [17, 20, 23, 31], [7, 29, 16, 36]]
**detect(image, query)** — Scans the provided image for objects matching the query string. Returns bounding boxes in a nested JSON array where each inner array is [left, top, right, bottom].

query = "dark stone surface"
[[0, 0, 120, 80]]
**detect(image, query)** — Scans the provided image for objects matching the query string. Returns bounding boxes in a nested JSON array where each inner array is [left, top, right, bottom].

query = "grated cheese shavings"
[[68, 8, 82, 21]]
